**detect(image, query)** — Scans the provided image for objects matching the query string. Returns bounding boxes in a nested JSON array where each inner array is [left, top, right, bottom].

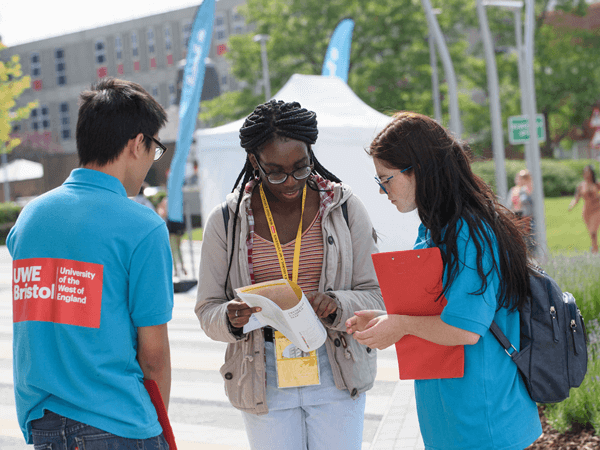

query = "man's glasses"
[[143, 134, 167, 161], [374, 166, 413, 194], [255, 157, 313, 185]]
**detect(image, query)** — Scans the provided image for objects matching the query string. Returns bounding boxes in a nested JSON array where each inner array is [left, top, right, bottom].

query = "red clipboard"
[[144, 379, 177, 450], [371, 247, 464, 380]]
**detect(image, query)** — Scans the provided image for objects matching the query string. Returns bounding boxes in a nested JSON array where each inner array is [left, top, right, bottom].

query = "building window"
[[164, 25, 173, 51], [147, 28, 155, 55], [221, 75, 227, 86], [131, 32, 139, 58], [147, 28, 157, 69], [215, 14, 227, 41], [115, 35, 123, 61], [12, 124, 21, 133], [30, 52, 41, 78], [95, 40, 106, 64], [59, 102, 70, 140], [152, 85, 159, 98], [55, 48, 67, 86], [168, 84, 177, 106], [31, 106, 50, 131], [182, 19, 193, 54]]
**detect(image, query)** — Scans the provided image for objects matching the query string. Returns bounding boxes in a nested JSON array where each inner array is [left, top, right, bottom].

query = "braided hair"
[[224, 100, 341, 291]]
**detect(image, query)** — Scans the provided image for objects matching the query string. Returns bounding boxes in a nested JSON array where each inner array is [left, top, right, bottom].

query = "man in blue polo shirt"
[[8, 77, 174, 449]]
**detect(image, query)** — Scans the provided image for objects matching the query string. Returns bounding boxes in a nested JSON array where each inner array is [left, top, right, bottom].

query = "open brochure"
[[236, 279, 327, 353]]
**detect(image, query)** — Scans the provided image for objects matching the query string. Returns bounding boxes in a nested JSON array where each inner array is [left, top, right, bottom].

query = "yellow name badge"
[[274, 331, 320, 388]]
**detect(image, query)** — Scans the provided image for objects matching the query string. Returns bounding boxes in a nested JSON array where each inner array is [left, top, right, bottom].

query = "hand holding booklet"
[[371, 247, 464, 380], [236, 279, 327, 353]]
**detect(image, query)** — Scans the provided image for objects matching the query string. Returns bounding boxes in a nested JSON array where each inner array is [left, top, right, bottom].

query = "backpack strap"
[[221, 201, 229, 238], [489, 321, 517, 357]]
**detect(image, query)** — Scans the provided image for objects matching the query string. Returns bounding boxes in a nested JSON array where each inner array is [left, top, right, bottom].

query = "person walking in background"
[[7, 78, 173, 448], [346, 112, 542, 450], [568, 164, 600, 254], [507, 169, 535, 251], [195, 100, 383, 450], [157, 194, 188, 278]]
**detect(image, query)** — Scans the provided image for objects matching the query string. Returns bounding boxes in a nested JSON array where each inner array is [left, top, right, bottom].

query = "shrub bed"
[[0, 202, 23, 245], [526, 253, 600, 448], [471, 159, 599, 198]]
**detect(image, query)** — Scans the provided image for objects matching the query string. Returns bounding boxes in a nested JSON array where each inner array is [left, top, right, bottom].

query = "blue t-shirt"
[[413, 220, 541, 450], [8, 169, 173, 443]]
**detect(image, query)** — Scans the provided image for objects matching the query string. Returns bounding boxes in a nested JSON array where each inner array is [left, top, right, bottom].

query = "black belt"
[[263, 327, 274, 342]]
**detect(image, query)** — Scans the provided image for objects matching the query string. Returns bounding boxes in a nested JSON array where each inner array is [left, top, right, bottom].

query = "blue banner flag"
[[168, 0, 216, 223], [321, 18, 354, 83]]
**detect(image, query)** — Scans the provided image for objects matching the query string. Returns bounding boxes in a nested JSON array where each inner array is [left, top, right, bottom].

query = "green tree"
[[0, 43, 37, 152], [202, 0, 487, 135], [201, 0, 600, 159]]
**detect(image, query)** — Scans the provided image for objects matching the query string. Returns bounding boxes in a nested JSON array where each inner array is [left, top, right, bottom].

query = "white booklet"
[[236, 279, 327, 353]]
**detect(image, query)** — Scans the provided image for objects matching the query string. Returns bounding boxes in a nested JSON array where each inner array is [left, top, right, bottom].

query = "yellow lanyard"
[[259, 183, 307, 284]]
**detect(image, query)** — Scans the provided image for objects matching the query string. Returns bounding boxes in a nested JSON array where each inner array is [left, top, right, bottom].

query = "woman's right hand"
[[227, 299, 262, 329]]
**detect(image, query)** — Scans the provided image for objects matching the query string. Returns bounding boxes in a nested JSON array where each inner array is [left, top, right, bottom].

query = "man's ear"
[[130, 133, 146, 160]]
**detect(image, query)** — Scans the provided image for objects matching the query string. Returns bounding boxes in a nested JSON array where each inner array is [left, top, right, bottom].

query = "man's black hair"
[[76, 77, 167, 167]]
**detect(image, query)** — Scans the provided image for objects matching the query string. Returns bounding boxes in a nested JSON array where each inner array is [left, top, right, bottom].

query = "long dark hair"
[[368, 112, 530, 312], [223, 100, 341, 291]]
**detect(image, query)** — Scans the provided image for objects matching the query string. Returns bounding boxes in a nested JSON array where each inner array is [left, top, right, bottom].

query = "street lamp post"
[[524, 0, 548, 260], [421, 0, 462, 137], [478, 0, 508, 202], [429, 8, 442, 124], [482, 0, 547, 260], [253, 34, 271, 101]]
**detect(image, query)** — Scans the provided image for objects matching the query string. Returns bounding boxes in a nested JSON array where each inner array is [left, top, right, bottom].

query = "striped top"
[[252, 211, 324, 294]]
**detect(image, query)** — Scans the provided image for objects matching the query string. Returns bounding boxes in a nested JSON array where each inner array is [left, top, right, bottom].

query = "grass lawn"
[[182, 228, 203, 241], [545, 196, 592, 254], [180, 197, 594, 253]]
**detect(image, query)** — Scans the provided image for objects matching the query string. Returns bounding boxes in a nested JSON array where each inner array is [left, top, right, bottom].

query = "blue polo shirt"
[[8, 168, 173, 443], [413, 220, 541, 450]]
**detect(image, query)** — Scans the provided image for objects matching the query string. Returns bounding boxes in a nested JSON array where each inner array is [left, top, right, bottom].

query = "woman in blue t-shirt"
[[346, 112, 542, 450]]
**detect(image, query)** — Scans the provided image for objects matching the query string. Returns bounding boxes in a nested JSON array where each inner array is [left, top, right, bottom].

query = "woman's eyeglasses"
[[374, 166, 413, 194], [143, 134, 167, 161], [255, 158, 313, 185]]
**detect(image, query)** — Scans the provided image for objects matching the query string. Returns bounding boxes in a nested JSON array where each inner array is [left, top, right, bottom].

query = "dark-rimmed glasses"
[[255, 157, 313, 184], [143, 134, 167, 161], [374, 166, 413, 194]]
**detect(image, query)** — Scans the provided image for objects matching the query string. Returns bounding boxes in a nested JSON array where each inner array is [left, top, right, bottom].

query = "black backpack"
[[489, 267, 588, 404]]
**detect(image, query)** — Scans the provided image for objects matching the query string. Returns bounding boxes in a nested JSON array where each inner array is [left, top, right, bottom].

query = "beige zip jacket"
[[195, 181, 383, 415]]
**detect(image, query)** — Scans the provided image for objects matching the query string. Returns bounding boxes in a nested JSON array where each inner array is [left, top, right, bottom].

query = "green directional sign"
[[508, 115, 546, 145]]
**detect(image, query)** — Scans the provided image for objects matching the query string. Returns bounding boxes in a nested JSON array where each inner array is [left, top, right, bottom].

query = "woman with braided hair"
[[195, 100, 383, 449]]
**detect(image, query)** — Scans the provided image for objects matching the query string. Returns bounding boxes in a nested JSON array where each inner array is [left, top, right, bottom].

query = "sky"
[[0, 0, 208, 47]]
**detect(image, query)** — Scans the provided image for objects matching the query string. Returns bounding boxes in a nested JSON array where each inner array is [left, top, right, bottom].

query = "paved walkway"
[[370, 380, 425, 449], [0, 240, 426, 449]]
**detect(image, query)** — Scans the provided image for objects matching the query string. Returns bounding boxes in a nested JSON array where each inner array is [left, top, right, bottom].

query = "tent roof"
[[194, 74, 421, 251], [195, 74, 392, 145], [0, 159, 44, 183]]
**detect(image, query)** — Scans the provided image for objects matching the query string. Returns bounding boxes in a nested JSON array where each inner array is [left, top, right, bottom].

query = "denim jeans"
[[30, 411, 168, 450]]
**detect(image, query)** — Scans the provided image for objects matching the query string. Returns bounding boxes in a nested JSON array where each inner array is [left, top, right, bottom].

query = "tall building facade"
[[3, 0, 249, 154]]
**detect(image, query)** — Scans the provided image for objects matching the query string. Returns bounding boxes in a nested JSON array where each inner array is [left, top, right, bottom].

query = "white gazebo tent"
[[194, 74, 421, 252]]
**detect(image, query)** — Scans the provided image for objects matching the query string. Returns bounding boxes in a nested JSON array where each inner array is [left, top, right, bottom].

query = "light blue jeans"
[[30, 410, 168, 450], [242, 342, 366, 450]]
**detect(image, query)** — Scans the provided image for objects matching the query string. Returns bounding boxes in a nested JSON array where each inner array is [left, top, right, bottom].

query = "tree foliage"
[[200, 0, 600, 157], [0, 43, 37, 152]]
